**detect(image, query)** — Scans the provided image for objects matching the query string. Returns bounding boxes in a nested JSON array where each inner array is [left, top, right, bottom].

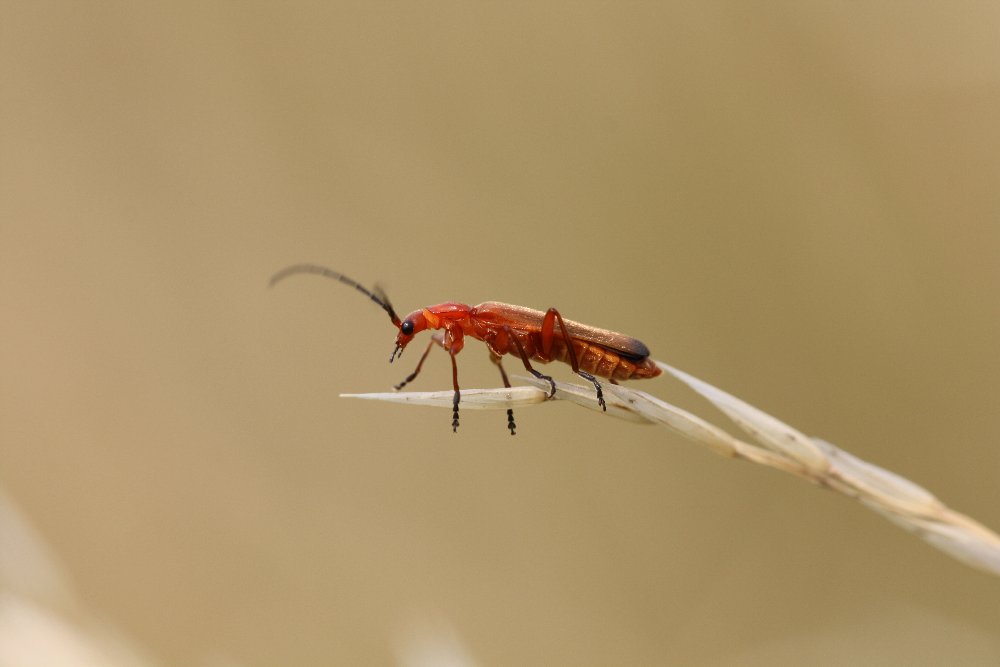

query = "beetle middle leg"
[[501, 325, 557, 398], [489, 352, 516, 435]]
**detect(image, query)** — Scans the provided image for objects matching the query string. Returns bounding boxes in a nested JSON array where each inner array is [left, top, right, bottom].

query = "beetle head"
[[391, 309, 430, 362]]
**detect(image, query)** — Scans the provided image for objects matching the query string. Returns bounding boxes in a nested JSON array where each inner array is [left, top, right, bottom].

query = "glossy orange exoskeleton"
[[271, 264, 661, 434]]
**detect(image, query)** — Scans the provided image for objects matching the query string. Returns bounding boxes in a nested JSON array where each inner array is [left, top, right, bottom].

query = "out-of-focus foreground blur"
[[2, 3, 999, 665]]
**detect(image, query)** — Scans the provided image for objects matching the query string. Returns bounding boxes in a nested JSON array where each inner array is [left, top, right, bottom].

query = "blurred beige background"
[[2, 2, 999, 665]]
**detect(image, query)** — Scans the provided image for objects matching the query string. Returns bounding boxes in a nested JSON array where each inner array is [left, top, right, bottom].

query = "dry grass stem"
[[342, 360, 1000, 576]]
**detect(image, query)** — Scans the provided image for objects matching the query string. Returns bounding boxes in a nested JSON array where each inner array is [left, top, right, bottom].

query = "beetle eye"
[[401, 320, 414, 335]]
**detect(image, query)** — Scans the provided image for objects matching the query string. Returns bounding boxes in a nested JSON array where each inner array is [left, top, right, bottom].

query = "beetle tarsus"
[[526, 370, 556, 398], [578, 371, 606, 411], [489, 352, 517, 435]]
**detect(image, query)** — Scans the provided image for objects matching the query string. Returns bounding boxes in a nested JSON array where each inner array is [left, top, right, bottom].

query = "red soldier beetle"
[[270, 264, 662, 434]]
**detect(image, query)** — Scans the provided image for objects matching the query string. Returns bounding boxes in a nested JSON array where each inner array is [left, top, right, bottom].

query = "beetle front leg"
[[443, 323, 465, 433], [449, 349, 460, 433], [394, 333, 445, 391]]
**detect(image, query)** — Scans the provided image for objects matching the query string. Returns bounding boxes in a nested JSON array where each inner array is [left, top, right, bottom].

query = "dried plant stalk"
[[342, 361, 1000, 576]]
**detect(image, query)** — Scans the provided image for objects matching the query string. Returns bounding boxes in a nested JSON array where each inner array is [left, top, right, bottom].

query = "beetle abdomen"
[[552, 338, 660, 381], [494, 332, 660, 381]]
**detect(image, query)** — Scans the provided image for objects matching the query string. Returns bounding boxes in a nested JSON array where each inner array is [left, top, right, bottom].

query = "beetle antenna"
[[270, 264, 402, 327]]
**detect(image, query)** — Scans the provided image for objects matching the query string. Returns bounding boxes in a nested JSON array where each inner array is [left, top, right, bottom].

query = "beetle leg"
[[394, 332, 445, 390], [449, 348, 460, 433], [544, 308, 606, 411], [489, 352, 516, 435], [502, 324, 556, 398], [575, 369, 605, 411]]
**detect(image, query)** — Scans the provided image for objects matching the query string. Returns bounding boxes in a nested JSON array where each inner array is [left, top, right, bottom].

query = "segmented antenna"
[[269, 264, 402, 327]]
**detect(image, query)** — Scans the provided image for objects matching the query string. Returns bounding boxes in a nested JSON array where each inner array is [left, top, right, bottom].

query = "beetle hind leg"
[[541, 307, 603, 409], [576, 370, 606, 411]]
